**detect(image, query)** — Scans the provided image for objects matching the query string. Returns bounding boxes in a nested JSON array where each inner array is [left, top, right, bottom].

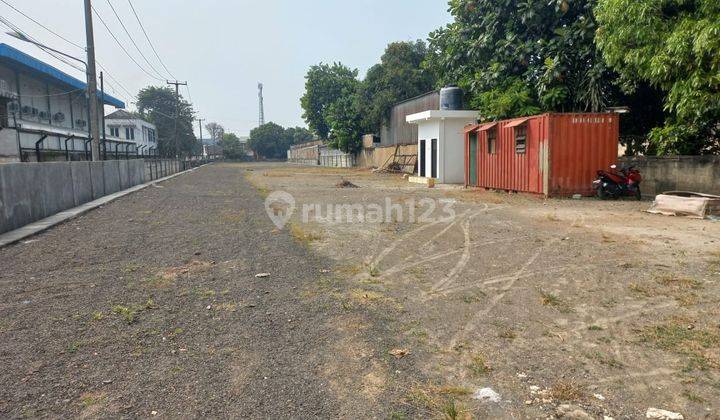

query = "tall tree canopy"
[[248, 123, 315, 159], [425, 0, 616, 120], [217, 133, 246, 160], [300, 63, 359, 139], [204, 122, 225, 145], [325, 94, 364, 153], [596, 0, 720, 154], [358, 41, 437, 134], [136, 86, 198, 157]]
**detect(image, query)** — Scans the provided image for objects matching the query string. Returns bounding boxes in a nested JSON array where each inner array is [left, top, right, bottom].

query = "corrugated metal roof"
[[464, 123, 480, 133], [0, 43, 125, 108], [477, 122, 498, 131], [505, 117, 531, 128]]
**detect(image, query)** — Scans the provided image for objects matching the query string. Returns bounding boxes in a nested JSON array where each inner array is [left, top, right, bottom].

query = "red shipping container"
[[464, 113, 619, 197]]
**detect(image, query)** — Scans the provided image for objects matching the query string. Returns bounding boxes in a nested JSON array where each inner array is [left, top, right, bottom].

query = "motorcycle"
[[592, 164, 642, 200]]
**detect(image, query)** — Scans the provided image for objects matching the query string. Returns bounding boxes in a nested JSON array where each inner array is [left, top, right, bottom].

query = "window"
[[514, 125, 527, 154], [125, 127, 135, 140], [147, 128, 156, 143], [0, 98, 9, 128], [487, 128, 497, 154], [109, 127, 120, 137]]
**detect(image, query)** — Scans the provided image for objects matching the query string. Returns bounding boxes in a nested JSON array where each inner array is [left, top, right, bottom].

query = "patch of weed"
[[657, 275, 703, 290], [123, 263, 141, 273], [549, 380, 585, 401], [441, 399, 462, 420], [80, 392, 106, 408], [468, 353, 492, 376], [628, 283, 655, 297], [197, 289, 216, 299], [215, 302, 237, 312], [639, 322, 720, 371], [539, 289, 573, 312], [289, 223, 323, 245], [111, 305, 138, 324], [461, 291, 486, 304], [67, 341, 80, 354], [589, 351, 624, 369], [683, 391, 705, 403], [498, 329, 516, 340], [368, 264, 380, 278], [142, 275, 173, 289], [220, 210, 246, 224], [545, 213, 560, 222]]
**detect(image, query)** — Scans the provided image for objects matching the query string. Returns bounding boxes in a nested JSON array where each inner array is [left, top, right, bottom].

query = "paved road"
[[0, 164, 365, 418]]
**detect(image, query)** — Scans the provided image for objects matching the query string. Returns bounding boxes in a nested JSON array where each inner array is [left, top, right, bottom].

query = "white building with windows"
[[0, 43, 126, 162], [406, 110, 479, 184], [104, 109, 157, 156]]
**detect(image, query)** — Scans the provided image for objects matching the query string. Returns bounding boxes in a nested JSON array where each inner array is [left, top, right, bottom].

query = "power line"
[[184, 84, 196, 110], [0, 2, 140, 103], [0, 17, 85, 74], [126, 0, 175, 80], [104, 0, 165, 80], [0, 0, 84, 50], [90, 4, 164, 81]]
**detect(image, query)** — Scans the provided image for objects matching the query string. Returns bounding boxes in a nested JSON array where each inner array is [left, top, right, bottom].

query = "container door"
[[431, 139, 437, 178], [468, 133, 478, 186], [419, 140, 426, 177]]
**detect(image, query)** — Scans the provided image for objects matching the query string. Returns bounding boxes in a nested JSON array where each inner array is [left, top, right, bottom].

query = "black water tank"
[[440, 85, 463, 110]]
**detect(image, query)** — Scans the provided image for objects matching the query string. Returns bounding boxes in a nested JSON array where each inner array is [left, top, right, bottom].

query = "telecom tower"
[[258, 83, 264, 126]]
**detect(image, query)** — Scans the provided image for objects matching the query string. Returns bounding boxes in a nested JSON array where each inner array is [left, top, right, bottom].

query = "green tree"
[[326, 92, 364, 153], [357, 41, 436, 133], [205, 122, 225, 145], [425, 0, 616, 118], [595, 0, 720, 154], [136, 86, 198, 157], [219, 133, 247, 160], [285, 126, 315, 145], [300, 63, 359, 139], [247, 122, 288, 159]]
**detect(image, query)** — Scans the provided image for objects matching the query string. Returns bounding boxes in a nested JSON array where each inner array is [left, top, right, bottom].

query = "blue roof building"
[[0, 43, 127, 162]]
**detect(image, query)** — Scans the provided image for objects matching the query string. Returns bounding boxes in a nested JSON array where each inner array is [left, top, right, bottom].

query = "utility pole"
[[197, 118, 205, 144], [258, 82, 264, 126], [84, 0, 101, 160], [167, 80, 187, 158], [197, 117, 205, 157], [100, 72, 107, 160]]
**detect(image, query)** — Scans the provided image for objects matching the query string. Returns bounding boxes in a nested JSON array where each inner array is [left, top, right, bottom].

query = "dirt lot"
[[0, 164, 397, 418], [245, 162, 720, 419], [0, 162, 717, 419]]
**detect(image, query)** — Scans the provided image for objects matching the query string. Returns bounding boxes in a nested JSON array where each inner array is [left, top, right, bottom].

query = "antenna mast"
[[258, 83, 264, 126]]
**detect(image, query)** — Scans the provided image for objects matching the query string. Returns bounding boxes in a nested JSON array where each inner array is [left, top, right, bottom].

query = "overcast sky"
[[0, 0, 451, 137]]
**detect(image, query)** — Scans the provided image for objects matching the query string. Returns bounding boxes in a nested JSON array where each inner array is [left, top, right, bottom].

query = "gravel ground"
[[0, 164, 398, 418], [245, 163, 720, 419]]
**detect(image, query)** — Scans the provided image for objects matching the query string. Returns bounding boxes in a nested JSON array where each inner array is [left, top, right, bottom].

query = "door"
[[419, 140, 426, 177], [468, 133, 477, 186], [431, 139, 438, 178]]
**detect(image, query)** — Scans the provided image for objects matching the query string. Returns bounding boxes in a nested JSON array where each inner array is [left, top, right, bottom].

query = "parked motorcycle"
[[592, 164, 642, 200]]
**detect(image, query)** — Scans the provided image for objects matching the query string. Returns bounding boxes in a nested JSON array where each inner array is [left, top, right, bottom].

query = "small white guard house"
[[406, 110, 478, 184]]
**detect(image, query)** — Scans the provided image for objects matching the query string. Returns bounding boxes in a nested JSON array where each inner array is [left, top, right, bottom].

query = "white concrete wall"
[[442, 118, 473, 184], [416, 117, 472, 184], [417, 119, 440, 180]]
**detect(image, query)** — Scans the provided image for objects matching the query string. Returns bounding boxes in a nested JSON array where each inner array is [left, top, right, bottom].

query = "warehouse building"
[[0, 43, 125, 163]]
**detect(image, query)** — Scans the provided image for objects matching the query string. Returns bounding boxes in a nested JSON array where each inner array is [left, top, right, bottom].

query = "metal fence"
[[319, 154, 356, 168]]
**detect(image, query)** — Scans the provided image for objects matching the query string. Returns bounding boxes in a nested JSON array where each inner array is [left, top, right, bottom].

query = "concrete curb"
[[0, 164, 208, 248]]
